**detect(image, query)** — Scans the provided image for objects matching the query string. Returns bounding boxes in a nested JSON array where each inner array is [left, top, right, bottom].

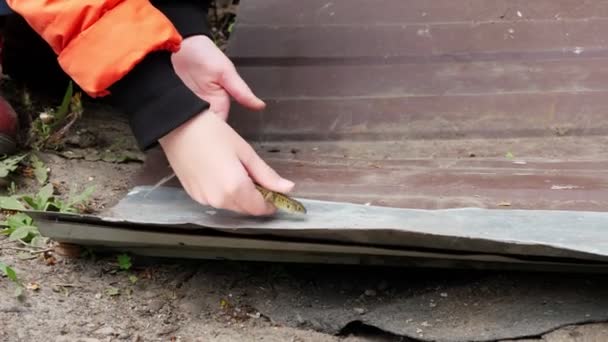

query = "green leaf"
[[19, 195, 36, 209], [30, 236, 48, 248], [2, 213, 33, 237], [117, 253, 132, 271], [7, 213, 33, 227], [0, 154, 27, 178], [54, 81, 73, 125], [9, 225, 38, 241], [30, 154, 48, 185], [35, 183, 54, 210], [0, 196, 26, 211], [128, 275, 138, 284], [505, 152, 515, 159], [0, 262, 18, 282], [64, 185, 96, 212]]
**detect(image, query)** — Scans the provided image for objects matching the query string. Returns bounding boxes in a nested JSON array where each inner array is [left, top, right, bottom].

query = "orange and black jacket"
[[6, 0, 214, 149]]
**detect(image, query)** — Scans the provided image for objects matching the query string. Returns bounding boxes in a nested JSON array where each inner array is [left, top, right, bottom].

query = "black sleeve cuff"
[[108, 0, 213, 150], [109, 51, 210, 150], [152, 0, 214, 39]]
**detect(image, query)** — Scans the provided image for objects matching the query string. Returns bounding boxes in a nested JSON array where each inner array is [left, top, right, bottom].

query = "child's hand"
[[158, 110, 295, 216], [171, 35, 265, 120]]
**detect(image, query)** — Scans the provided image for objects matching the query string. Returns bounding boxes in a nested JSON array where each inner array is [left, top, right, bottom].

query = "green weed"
[[0, 183, 96, 214], [117, 253, 132, 271], [0, 154, 27, 179], [0, 261, 24, 298], [29, 81, 84, 151]]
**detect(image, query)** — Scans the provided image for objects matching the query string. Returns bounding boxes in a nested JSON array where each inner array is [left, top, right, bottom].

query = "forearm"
[[108, 0, 215, 150], [6, 0, 184, 97]]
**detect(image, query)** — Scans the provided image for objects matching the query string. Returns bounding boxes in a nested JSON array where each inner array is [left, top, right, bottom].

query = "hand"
[[158, 110, 295, 216], [171, 35, 265, 120]]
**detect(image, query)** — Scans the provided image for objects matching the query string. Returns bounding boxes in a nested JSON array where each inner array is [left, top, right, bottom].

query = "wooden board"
[[216, 0, 608, 211]]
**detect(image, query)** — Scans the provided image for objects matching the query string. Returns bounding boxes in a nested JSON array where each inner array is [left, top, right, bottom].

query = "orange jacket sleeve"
[[6, 0, 183, 97]]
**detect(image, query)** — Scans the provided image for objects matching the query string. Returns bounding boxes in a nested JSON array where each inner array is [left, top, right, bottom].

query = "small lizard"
[[145, 172, 307, 214]]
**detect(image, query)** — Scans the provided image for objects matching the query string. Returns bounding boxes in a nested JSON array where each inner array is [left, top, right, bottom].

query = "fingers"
[[201, 175, 276, 216], [238, 143, 295, 194], [158, 110, 280, 217], [221, 66, 266, 111], [233, 179, 277, 216]]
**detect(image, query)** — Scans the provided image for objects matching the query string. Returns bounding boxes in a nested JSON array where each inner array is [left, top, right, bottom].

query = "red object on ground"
[[0, 95, 18, 155], [0, 24, 19, 155]]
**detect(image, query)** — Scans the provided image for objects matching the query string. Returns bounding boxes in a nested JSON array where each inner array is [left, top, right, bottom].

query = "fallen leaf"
[[44, 254, 57, 266], [14, 286, 24, 298], [26, 283, 40, 291], [30, 154, 49, 185], [498, 202, 512, 207], [54, 243, 81, 258], [17, 252, 36, 260], [105, 287, 120, 296]]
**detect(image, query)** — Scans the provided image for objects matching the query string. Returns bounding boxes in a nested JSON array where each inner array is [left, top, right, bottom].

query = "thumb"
[[239, 145, 294, 194], [220, 66, 266, 111]]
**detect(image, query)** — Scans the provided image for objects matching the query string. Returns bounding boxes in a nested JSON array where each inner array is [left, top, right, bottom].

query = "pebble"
[[354, 308, 366, 315], [94, 326, 116, 336], [147, 299, 165, 312], [364, 289, 377, 297]]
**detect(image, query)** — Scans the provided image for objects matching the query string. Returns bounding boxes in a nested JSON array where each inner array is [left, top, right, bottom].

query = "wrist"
[[159, 109, 212, 146]]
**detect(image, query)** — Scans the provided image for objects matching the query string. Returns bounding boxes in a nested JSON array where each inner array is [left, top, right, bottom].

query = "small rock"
[[440, 292, 448, 298], [364, 289, 377, 297], [354, 308, 366, 315], [94, 293, 102, 299], [147, 299, 165, 312], [94, 326, 116, 336]]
